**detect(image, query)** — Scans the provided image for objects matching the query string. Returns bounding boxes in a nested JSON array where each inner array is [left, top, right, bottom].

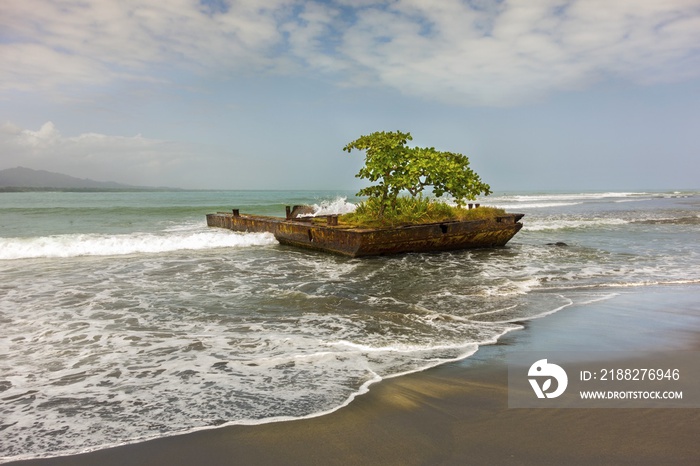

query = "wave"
[[488, 202, 582, 210], [303, 197, 357, 216], [631, 216, 700, 225], [0, 230, 277, 260], [523, 218, 628, 231], [524, 214, 700, 231], [493, 192, 651, 203], [543, 279, 700, 291]]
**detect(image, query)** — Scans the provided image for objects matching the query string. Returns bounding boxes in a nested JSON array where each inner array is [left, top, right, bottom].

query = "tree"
[[343, 130, 491, 218]]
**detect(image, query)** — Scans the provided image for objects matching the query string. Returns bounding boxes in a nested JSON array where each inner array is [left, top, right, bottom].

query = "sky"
[[1, 0, 699, 192]]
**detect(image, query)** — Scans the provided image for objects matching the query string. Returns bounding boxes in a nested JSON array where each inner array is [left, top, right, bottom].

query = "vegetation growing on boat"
[[339, 196, 505, 228], [343, 130, 492, 219]]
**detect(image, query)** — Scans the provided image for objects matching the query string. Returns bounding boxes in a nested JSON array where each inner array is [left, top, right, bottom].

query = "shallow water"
[[1, 190, 699, 461]]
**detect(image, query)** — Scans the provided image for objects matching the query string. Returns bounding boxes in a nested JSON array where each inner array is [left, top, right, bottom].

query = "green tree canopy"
[[343, 130, 491, 217]]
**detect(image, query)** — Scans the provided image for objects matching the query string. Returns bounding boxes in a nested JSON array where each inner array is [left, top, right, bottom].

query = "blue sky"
[[1, 0, 699, 191]]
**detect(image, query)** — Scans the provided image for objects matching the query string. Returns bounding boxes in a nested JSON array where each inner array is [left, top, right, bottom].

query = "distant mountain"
[[0, 167, 176, 191]]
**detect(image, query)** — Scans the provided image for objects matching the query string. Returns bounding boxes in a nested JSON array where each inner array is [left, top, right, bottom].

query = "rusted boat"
[[207, 205, 523, 257]]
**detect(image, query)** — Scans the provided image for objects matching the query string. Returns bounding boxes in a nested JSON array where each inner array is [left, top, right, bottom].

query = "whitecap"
[[0, 230, 276, 260]]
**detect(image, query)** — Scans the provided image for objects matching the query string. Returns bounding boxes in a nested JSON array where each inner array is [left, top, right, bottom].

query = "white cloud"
[[0, 0, 292, 94], [330, 0, 700, 105], [1, 0, 699, 106], [0, 121, 193, 185], [16, 121, 62, 147]]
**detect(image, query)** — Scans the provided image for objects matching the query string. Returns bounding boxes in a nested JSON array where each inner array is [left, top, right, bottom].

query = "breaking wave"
[[0, 228, 276, 260], [308, 197, 357, 216]]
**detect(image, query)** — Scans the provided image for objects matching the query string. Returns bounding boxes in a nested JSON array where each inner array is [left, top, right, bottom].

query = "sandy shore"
[[8, 286, 700, 465]]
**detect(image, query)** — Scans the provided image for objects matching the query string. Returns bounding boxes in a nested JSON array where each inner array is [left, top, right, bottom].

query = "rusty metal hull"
[[206, 211, 524, 257]]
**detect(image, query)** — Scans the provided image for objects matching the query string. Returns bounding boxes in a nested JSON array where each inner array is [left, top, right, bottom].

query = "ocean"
[[1, 189, 699, 462]]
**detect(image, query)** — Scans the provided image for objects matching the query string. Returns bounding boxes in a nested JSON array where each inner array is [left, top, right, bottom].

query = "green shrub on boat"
[[340, 196, 505, 228]]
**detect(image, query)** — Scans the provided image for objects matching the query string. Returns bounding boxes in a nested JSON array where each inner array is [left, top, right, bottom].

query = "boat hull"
[[206, 211, 523, 257]]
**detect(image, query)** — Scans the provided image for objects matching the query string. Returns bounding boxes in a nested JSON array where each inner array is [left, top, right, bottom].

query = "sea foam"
[[306, 197, 357, 216], [0, 229, 276, 260]]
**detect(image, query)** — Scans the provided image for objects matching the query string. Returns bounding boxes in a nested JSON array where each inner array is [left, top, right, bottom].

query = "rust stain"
[[206, 209, 524, 257]]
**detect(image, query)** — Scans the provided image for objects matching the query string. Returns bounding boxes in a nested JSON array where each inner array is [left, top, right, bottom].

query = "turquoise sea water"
[[1, 190, 700, 461]]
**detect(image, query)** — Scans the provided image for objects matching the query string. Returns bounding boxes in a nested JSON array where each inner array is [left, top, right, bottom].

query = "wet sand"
[[8, 287, 700, 465]]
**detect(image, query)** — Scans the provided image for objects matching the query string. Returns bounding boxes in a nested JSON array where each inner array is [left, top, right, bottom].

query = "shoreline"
[[6, 285, 700, 465]]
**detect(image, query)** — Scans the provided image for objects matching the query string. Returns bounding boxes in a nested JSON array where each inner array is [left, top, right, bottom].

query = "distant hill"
[[0, 167, 176, 191]]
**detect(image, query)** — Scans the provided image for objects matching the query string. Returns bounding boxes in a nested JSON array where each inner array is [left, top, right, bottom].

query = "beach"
[[9, 285, 700, 466]]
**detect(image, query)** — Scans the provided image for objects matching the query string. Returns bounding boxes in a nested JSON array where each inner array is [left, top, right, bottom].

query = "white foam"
[[575, 293, 619, 305], [0, 291, 515, 462], [330, 339, 472, 354], [480, 277, 541, 296], [614, 198, 651, 203], [452, 191, 655, 211], [307, 197, 357, 216], [523, 217, 628, 231], [0, 230, 277, 260], [469, 304, 520, 317], [497, 296, 574, 323], [544, 279, 700, 291], [493, 192, 649, 203], [488, 202, 581, 209]]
